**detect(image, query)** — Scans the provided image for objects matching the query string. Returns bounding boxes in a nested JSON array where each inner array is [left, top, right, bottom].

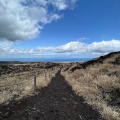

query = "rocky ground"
[[0, 62, 60, 76], [0, 71, 101, 120]]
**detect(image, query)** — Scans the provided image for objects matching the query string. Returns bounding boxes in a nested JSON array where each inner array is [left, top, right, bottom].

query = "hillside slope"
[[68, 51, 120, 72], [62, 51, 120, 120]]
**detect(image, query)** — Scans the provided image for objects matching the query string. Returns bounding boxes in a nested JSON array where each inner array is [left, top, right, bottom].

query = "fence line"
[[0, 68, 60, 104], [0, 69, 53, 94]]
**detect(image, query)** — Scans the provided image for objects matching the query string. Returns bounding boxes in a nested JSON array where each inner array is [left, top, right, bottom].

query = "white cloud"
[[50, 0, 68, 10], [0, 39, 13, 53], [87, 40, 120, 54], [0, 0, 39, 41], [1, 39, 120, 56], [0, 0, 77, 42], [54, 41, 86, 53]]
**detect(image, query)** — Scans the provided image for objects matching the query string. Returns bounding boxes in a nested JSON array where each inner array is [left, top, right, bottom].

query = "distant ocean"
[[0, 58, 93, 62]]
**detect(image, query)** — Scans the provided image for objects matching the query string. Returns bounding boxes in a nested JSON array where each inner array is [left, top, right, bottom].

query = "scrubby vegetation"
[[0, 52, 120, 120], [0, 62, 59, 104], [61, 51, 120, 120]]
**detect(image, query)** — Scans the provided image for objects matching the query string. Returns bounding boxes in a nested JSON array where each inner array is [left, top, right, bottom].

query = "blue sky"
[[0, 0, 120, 58]]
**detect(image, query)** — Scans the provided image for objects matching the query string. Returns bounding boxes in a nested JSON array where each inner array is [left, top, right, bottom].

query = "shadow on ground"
[[0, 71, 101, 120]]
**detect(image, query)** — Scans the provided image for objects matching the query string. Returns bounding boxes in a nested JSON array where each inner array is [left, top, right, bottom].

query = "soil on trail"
[[0, 71, 101, 120]]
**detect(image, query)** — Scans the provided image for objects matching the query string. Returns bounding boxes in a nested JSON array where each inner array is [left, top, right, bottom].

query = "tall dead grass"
[[0, 68, 58, 104], [61, 63, 120, 120]]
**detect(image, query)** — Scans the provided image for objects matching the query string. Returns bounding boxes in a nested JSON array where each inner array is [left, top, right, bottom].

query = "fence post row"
[[0, 70, 53, 95]]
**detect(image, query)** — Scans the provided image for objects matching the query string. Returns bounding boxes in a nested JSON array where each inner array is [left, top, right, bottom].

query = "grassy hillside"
[[61, 51, 120, 120]]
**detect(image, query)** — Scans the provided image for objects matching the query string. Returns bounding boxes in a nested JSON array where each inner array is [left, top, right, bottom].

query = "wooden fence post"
[[16, 84, 18, 91], [34, 76, 36, 94], [45, 71, 46, 81], [49, 69, 50, 78]]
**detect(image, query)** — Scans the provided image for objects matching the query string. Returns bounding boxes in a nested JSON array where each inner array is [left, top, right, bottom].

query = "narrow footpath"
[[0, 71, 101, 120]]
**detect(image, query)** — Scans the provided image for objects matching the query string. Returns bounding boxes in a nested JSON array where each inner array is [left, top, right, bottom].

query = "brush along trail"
[[0, 70, 101, 120]]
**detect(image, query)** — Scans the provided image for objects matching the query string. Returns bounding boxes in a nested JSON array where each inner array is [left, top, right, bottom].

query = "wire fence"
[[0, 68, 56, 104]]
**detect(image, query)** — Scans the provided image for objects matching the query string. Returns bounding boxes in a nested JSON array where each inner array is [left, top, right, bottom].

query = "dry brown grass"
[[61, 60, 120, 120], [0, 68, 59, 104]]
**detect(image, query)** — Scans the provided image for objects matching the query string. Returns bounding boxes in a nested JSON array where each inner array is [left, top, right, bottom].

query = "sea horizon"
[[0, 58, 93, 62]]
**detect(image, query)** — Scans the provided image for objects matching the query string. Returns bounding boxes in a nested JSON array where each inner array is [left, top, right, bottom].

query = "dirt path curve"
[[0, 70, 101, 120]]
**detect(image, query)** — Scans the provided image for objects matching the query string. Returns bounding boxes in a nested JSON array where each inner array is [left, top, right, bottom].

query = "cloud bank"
[[1, 39, 120, 56], [0, 0, 77, 42]]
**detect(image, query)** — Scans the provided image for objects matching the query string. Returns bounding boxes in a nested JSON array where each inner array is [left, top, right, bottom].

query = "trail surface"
[[0, 71, 101, 120]]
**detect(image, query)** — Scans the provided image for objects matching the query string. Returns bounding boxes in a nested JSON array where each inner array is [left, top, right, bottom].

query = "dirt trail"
[[0, 71, 101, 120]]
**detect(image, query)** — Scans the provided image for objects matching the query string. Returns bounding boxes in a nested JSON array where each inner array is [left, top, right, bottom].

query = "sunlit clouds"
[[1, 39, 120, 56], [0, 0, 77, 42]]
